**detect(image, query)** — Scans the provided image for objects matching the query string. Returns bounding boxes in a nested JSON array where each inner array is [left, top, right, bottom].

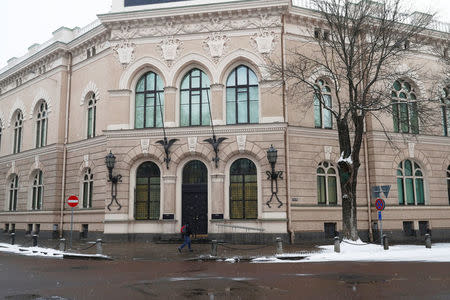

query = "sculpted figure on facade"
[[112, 24, 137, 67]]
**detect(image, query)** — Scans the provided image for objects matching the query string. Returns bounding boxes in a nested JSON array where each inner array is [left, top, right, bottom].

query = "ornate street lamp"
[[105, 151, 122, 210], [266, 144, 283, 208]]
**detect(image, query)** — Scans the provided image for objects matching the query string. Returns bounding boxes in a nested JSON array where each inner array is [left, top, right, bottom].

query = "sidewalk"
[[0, 234, 318, 261]]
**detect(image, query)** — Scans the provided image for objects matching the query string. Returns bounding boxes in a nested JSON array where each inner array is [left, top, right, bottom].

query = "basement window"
[[403, 221, 415, 236], [419, 221, 429, 236], [324, 222, 337, 238], [34, 224, 40, 235], [26, 224, 33, 235]]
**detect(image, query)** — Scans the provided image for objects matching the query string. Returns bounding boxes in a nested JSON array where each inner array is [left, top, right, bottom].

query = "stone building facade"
[[0, 0, 449, 243]]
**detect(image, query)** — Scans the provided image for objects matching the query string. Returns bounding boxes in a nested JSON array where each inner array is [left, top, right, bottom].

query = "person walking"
[[178, 223, 193, 253]]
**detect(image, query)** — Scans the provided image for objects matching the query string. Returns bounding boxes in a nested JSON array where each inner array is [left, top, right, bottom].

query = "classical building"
[[0, 0, 449, 243]]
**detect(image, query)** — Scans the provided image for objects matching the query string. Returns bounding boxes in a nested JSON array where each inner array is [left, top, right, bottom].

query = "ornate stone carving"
[[30, 88, 53, 119], [188, 137, 197, 152], [158, 36, 183, 66], [203, 33, 229, 62], [324, 146, 333, 160], [80, 81, 100, 106], [34, 155, 40, 169], [408, 142, 415, 158], [251, 29, 276, 54], [141, 139, 150, 154], [113, 41, 135, 66], [236, 135, 246, 151], [83, 155, 89, 168]]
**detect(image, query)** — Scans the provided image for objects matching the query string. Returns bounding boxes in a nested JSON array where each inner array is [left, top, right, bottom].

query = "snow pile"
[[338, 151, 353, 165], [252, 242, 450, 263], [0, 243, 63, 258]]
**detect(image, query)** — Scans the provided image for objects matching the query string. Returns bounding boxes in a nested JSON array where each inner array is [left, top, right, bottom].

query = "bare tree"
[[268, 0, 436, 240]]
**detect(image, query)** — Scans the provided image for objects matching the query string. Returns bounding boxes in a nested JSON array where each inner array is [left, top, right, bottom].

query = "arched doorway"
[[135, 162, 161, 220], [182, 160, 208, 235]]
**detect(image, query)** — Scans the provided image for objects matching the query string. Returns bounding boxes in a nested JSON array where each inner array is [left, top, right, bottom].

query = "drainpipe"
[[60, 52, 72, 237], [363, 121, 373, 242], [281, 12, 294, 244]]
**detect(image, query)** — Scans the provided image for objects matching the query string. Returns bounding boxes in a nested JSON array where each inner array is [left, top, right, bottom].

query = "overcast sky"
[[0, 0, 449, 68]]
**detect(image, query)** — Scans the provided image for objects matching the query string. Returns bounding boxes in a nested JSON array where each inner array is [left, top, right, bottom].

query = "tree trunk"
[[336, 118, 359, 240]]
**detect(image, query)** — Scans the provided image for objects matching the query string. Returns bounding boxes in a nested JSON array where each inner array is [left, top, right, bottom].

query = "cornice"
[[105, 123, 287, 139], [368, 130, 450, 145], [0, 144, 62, 164], [99, 0, 289, 25]]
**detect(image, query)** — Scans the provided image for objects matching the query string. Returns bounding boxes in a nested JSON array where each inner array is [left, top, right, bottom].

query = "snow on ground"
[[0, 243, 110, 259], [252, 241, 450, 263]]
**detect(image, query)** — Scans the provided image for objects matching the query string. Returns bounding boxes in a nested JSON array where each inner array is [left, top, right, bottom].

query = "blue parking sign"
[[378, 211, 382, 220]]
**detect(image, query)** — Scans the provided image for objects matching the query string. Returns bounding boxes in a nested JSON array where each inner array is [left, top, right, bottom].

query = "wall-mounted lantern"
[[266, 144, 283, 208], [105, 151, 122, 210]]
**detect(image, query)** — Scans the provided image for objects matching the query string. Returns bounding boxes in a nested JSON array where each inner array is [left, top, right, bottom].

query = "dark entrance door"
[[182, 160, 208, 235]]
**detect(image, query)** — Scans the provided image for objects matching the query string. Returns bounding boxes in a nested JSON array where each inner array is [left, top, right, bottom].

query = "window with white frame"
[[13, 110, 23, 154], [314, 79, 333, 129], [391, 79, 419, 134], [397, 159, 425, 205], [317, 161, 338, 205], [9, 175, 19, 211], [31, 170, 43, 210], [226, 65, 259, 124], [441, 87, 450, 136], [82, 168, 93, 208], [87, 93, 96, 139], [180, 69, 211, 127], [35, 101, 48, 148]]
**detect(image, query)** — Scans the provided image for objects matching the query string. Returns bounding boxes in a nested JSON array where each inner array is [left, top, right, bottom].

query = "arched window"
[[230, 158, 257, 219], [135, 72, 164, 128], [314, 79, 332, 129], [9, 175, 19, 211], [35, 101, 48, 148], [135, 162, 160, 220], [180, 68, 211, 126], [226, 65, 259, 124], [441, 87, 450, 136], [397, 160, 424, 205], [392, 79, 419, 134], [87, 93, 96, 139], [447, 165, 450, 205], [13, 110, 23, 154], [32, 170, 43, 210], [317, 161, 338, 205], [82, 168, 93, 208]]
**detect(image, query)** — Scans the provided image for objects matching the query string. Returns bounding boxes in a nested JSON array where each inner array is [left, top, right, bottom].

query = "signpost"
[[67, 195, 79, 250], [375, 198, 385, 246]]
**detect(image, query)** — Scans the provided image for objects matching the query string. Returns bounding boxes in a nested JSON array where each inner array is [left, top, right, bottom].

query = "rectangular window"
[[415, 178, 424, 205], [397, 178, 405, 205], [403, 221, 415, 236], [81, 224, 89, 239], [314, 94, 322, 128], [324, 222, 337, 238], [323, 95, 332, 129], [328, 176, 337, 205], [26, 224, 33, 235], [405, 178, 415, 205], [87, 107, 93, 138], [419, 221, 429, 236], [317, 176, 326, 204]]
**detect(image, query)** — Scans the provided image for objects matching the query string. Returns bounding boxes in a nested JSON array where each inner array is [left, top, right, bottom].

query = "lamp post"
[[266, 145, 283, 208], [105, 151, 122, 210]]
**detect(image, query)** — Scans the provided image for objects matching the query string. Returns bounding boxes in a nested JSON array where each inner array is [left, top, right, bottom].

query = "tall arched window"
[[87, 93, 96, 139], [9, 175, 19, 211], [135, 162, 160, 220], [32, 170, 43, 210], [230, 158, 257, 219], [397, 160, 424, 205], [441, 87, 450, 136], [314, 79, 332, 129], [226, 65, 259, 124], [317, 161, 338, 205], [135, 72, 164, 128], [82, 168, 93, 208], [392, 79, 419, 134], [447, 165, 450, 205], [180, 68, 211, 126], [13, 110, 23, 154], [35, 101, 48, 148]]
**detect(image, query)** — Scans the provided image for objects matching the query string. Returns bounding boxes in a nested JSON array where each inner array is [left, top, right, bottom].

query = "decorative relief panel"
[[324, 146, 333, 160], [34, 155, 40, 169], [158, 36, 183, 66], [408, 142, 415, 158], [203, 33, 229, 62], [188, 137, 197, 152], [112, 25, 137, 67], [236, 135, 246, 151], [83, 155, 90, 168], [141, 139, 150, 154], [251, 29, 276, 55]]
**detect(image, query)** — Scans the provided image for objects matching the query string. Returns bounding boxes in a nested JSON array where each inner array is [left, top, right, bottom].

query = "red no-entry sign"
[[67, 195, 79, 208]]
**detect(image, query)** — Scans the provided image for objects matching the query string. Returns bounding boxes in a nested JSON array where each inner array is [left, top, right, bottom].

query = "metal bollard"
[[276, 237, 283, 254], [383, 234, 389, 250], [211, 240, 218, 257], [32, 234, 38, 247], [10, 233, 15, 245], [59, 238, 66, 252], [96, 239, 103, 255], [334, 236, 340, 253], [425, 233, 432, 249]]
